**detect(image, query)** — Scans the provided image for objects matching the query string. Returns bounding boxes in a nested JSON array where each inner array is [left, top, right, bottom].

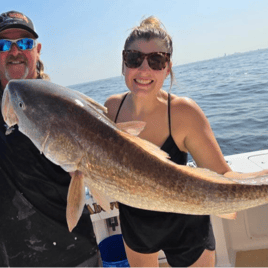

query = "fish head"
[[1, 79, 85, 172]]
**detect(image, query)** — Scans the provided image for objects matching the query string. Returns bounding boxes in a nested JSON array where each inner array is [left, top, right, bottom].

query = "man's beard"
[[5, 54, 29, 81], [5, 66, 29, 81]]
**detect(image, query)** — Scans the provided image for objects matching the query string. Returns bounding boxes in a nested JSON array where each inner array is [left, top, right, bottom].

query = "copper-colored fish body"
[[3, 80, 268, 231]]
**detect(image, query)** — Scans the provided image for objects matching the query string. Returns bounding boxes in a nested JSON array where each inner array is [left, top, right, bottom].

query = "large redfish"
[[2, 80, 268, 232]]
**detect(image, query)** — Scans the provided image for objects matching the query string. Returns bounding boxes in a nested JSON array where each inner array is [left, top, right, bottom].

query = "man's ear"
[[36, 43, 42, 57]]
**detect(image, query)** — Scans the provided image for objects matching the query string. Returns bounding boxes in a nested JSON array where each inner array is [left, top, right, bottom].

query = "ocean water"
[[69, 48, 268, 158]]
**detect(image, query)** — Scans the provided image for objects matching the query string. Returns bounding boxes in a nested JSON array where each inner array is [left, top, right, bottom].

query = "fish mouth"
[[1, 87, 19, 127]]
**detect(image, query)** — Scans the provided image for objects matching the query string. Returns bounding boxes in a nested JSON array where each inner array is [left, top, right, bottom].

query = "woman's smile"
[[134, 78, 154, 85]]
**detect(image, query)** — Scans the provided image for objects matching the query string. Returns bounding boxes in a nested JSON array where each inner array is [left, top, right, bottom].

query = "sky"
[[2, 0, 268, 86]]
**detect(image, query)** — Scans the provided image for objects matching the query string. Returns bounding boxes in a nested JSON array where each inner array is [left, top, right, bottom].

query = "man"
[[0, 11, 100, 266]]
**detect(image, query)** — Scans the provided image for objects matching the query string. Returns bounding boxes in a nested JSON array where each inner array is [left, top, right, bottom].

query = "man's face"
[[0, 28, 42, 90]]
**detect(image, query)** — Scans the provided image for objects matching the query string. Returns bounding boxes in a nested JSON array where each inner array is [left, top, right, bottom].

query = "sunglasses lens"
[[124, 50, 169, 70], [17, 38, 35, 50], [0, 40, 12, 52], [124, 51, 144, 68], [148, 53, 168, 70], [0, 38, 35, 52]]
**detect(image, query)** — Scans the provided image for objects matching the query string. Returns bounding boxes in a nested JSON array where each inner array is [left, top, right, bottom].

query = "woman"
[[105, 16, 266, 267]]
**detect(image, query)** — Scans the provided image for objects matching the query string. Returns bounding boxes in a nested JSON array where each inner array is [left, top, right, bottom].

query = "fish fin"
[[118, 130, 237, 184], [217, 212, 237, 220], [183, 166, 268, 186], [118, 131, 170, 161], [179, 165, 236, 185], [231, 175, 268, 185], [66, 170, 85, 232], [89, 186, 112, 213], [74, 90, 108, 113], [117, 121, 146, 136]]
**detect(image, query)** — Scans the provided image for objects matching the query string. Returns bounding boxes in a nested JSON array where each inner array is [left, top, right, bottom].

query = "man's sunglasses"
[[123, 50, 170, 71], [0, 38, 36, 52]]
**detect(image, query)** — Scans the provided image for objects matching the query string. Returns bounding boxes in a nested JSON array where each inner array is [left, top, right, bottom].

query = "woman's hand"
[[224, 169, 268, 179]]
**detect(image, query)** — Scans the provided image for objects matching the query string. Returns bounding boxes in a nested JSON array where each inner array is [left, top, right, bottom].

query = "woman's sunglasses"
[[0, 38, 36, 52], [123, 50, 170, 70]]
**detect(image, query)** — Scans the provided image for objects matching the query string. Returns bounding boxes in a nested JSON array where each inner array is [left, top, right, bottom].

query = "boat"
[[86, 149, 268, 267]]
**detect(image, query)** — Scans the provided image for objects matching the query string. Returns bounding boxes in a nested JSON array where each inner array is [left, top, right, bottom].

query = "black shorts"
[[119, 204, 215, 267]]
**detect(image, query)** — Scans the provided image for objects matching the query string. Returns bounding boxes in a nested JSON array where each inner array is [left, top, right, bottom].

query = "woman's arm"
[[171, 97, 237, 219], [171, 97, 231, 174]]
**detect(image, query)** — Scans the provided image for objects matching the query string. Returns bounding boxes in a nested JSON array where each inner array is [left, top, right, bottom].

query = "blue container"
[[99, 234, 129, 267]]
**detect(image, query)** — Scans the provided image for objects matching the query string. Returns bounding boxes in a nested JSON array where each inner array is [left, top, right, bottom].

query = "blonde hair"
[[123, 16, 175, 88], [37, 59, 50, 80]]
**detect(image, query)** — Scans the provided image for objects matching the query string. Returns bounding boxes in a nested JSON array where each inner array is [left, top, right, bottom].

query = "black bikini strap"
[[114, 93, 128, 123], [168, 93, 171, 135], [115, 93, 171, 133]]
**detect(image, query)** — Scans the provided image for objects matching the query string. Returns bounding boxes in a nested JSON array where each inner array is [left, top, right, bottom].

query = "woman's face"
[[123, 38, 171, 97]]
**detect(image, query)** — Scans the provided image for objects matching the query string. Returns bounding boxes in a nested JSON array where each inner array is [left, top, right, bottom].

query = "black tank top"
[[114, 93, 188, 165], [113, 93, 215, 264]]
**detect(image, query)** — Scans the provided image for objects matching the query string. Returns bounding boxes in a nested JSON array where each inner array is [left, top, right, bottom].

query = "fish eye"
[[18, 101, 25, 109]]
